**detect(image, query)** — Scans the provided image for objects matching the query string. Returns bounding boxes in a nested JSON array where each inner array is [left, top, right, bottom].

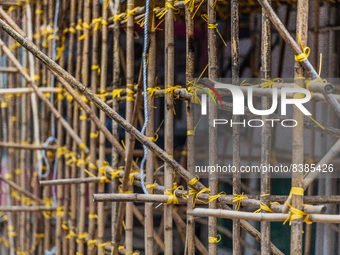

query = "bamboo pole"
[[189, 208, 340, 223], [260, 0, 272, 253], [69, 2, 84, 253], [40, 177, 104, 185], [164, 0, 175, 252], [19, 11, 28, 252], [124, 0, 136, 253], [62, 1, 77, 253], [87, 0, 101, 252], [145, 9, 156, 255], [0, 142, 56, 150], [0, 88, 59, 94], [55, 1, 68, 252], [184, 0, 195, 253], [0, 206, 57, 212], [111, 0, 122, 250], [77, 0, 91, 254], [231, 0, 241, 253], [290, 0, 309, 254]]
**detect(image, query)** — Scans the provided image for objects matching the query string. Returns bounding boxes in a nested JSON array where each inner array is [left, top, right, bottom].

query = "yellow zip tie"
[[82, 22, 92, 30], [261, 78, 283, 88], [233, 192, 248, 211], [89, 214, 98, 219], [185, 0, 195, 12], [254, 201, 274, 213], [89, 162, 98, 170], [56, 207, 64, 217], [208, 234, 221, 243], [288, 187, 304, 199], [8, 42, 21, 51], [42, 211, 52, 219], [125, 7, 138, 20], [145, 182, 158, 190], [307, 115, 325, 130], [84, 169, 97, 178], [192, 0, 205, 19], [66, 230, 77, 239], [98, 241, 110, 248], [201, 14, 227, 47], [103, 0, 110, 9], [90, 131, 99, 138], [283, 202, 312, 226], [295, 33, 310, 62], [78, 233, 88, 240], [4, 173, 12, 179], [79, 143, 86, 149], [164, 85, 182, 98], [112, 88, 124, 100], [1, 102, 8, 108], [91, 64, 101, 75], [147, 86, 161, 97], [188, 175, 199, 186], [113, 13, 124, 22], [164, 189, 179, 204], [136, 16, 145, 28]]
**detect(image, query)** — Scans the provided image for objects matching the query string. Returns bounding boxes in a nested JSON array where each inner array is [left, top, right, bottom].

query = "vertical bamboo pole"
[[124, 0, 136, 253], [260, 0, 272, 253], [145, 14, 156, 255], [3, 21, 15, 255], [62, 1, 77, 253], [231, 0, 241, 253], [304, 2, 318, 254], [55, 1, 68, 254], [78, 0, 91, 254], [69, 1, 84, 253], [185, 1, 195, 254], [18, 8, 27, 254], [291, 0, 308, 254], [97, 0, 108, 253], [111, 0, 121, 250], [26, 1, 43, 252], [164, 0, 175, 252], [87, 0, 101, 253]]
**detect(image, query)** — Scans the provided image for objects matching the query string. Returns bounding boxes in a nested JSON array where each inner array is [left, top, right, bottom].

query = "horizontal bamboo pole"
[[0, 67, 18, 72], [0, 142, 57, 150], [106, 85, 340, 103], [0, 87, 59, 95], [188, 208, 340, 223], [93, 193, 188, 204], [40, 177, 104, 186], [0, 206, 57, 212]]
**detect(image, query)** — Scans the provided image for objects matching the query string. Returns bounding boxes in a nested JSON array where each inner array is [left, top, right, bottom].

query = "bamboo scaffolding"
[[0, 1, 340, 254]]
